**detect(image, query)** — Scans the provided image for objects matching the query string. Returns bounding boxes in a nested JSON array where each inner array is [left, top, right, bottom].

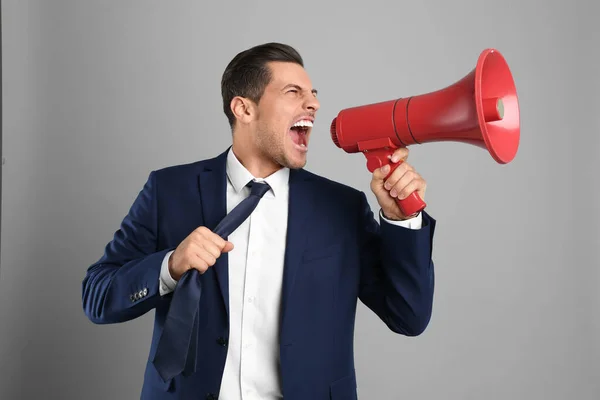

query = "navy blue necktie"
[[152, 180, 271, 382]]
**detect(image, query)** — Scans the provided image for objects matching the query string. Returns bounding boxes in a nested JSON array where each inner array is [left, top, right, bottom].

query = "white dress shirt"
[[158, 148, 422, 399]]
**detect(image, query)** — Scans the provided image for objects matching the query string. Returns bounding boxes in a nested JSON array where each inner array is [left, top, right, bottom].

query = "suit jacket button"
[[216, 337, 227, 346], [206, 393, 217, 400]]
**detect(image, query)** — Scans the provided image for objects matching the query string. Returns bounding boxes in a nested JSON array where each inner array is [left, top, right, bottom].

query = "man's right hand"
[[168, 226, 234, 281]]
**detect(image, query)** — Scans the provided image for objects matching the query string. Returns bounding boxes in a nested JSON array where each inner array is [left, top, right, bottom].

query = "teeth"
[[292, 120, 313, 128]]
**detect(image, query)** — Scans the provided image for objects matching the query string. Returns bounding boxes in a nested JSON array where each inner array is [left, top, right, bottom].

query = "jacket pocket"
[[329, 372, 357, 399]]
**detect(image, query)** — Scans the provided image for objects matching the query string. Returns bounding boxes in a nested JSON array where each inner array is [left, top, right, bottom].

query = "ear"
[[230, 96, 256, 125]]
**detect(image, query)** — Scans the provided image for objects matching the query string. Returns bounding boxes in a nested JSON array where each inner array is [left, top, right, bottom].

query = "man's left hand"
[[370, 147, 427, 221]]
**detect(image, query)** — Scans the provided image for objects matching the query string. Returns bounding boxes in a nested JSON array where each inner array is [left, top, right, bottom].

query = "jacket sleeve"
[[82, 171, 174, 324], [357, 191, 436, 336]]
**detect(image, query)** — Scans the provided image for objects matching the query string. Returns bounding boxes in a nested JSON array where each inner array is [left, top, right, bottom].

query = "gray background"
[[1, 0, 598, 399]]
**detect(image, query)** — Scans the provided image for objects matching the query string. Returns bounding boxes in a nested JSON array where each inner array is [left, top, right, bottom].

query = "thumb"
[[222, 241, 235, 253]]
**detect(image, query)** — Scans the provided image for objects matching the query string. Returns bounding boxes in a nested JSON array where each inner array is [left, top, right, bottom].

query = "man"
[[82, 42, 436, 400]]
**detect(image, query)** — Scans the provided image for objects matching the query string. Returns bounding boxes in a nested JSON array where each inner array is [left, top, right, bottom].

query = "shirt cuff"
[[379, 209, 422, 230], [159, 250, 178, 296]]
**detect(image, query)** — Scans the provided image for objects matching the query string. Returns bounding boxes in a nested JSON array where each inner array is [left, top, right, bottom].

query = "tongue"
[[289, 128, 306, 146]]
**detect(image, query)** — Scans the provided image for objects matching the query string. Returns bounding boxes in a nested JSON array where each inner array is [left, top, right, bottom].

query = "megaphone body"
[[330, 48, 520, 216]]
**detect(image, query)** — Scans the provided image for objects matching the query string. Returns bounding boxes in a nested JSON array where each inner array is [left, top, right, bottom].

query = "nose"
[[304, 93, 320, 113]]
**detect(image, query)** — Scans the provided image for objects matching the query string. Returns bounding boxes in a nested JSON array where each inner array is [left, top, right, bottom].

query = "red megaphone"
[[330, 48, 520, 217]]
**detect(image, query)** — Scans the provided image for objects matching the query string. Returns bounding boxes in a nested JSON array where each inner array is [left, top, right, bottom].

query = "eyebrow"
[[283, 84, 318, 96]]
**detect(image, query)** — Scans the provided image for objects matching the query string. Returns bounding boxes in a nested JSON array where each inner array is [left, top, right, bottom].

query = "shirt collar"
[[226, 148, 289, 198]]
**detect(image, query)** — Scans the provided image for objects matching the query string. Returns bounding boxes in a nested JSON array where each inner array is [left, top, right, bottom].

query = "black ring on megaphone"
[[406, 97, 420, 145], [392, 98, 408, 147]]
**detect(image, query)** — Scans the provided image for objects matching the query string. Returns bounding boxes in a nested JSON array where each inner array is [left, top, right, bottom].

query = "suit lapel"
[[196, 149, 316, 328], [197, 149, 230, 318], [280, 167, 316, 331]]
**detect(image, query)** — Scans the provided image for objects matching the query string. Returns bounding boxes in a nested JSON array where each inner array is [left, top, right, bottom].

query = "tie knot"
[[247, 180, 271, 198]]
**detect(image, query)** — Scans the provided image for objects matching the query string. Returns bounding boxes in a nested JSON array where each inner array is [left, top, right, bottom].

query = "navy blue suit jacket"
[[82, 148, 436, 400]]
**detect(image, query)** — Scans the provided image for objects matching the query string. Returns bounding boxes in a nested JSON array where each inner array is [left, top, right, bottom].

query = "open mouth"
[[289, 119, 313, 150]]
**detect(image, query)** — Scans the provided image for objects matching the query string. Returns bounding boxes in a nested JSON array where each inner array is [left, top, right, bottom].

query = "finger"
[[192, 227, 212, 245], [383, 161, 412, 190], [187, 240, 209, 261], [389, 170, 418, 198], [191, 257, 209, 274], [222, 241, 234, 253], [194, 226, 211, 237], [200, 240, 222, 259], [175, 248, 203, 274], [389, 147, 409, 163], [205, 230, 229, 250], [197, 247, 217, 268], [202, 248, 218, 267], [208, 239, 233, 255], [397, 177, 425, 201], [372, 164, 392, 183], [184, 242, 202, 264]]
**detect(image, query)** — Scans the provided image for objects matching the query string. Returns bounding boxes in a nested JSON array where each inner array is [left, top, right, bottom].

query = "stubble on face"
[[254, 117, 306, 170]]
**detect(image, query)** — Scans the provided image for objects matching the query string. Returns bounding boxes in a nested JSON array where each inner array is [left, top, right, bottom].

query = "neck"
[[231, 132, 282, 179]]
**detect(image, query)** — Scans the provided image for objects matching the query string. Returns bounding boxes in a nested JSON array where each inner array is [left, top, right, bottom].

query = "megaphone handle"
[[385, 161, 427, 217], [363, 149, 427, 217]]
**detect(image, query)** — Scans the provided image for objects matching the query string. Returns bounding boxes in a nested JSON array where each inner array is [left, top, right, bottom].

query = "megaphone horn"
[[330, 48, 520, 217]]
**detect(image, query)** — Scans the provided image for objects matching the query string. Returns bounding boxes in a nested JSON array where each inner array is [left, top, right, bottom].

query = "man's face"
[[251, 61, 320, 170]]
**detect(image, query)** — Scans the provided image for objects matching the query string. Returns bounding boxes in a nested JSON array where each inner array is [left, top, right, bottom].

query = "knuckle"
[[210, 231, 223, 242], [198, 259, 209, 270], [392, 166, 404, 177], [399, 163, 410, 175], [201, 249, 216, 265], [396, 176, 409, 188]]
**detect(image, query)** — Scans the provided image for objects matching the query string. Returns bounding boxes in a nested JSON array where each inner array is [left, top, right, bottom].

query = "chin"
[[282, 151, 307, 170], [283, 156, 306, 170], [290, 160, 307, 170]]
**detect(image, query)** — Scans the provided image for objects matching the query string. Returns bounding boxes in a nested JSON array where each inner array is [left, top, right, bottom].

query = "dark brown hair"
[[221, 42, 304, 130]]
